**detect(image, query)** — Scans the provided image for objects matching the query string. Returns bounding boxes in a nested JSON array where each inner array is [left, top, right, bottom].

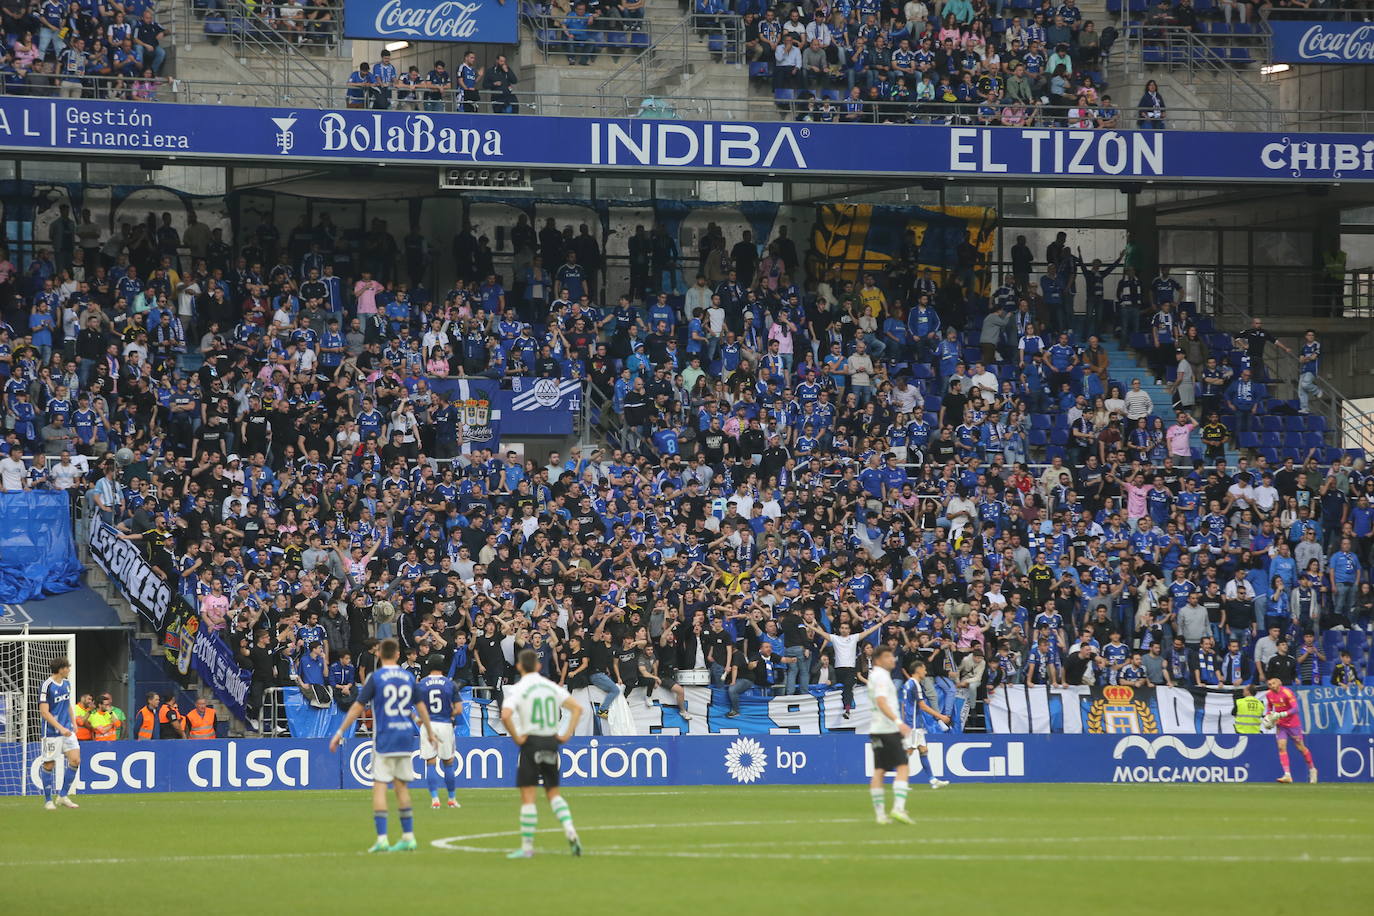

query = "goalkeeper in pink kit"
[[1265, 677, 1317, 784]]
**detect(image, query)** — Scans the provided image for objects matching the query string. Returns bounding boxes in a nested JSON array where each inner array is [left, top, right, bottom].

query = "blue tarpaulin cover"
[[0, 491, 82, 603]]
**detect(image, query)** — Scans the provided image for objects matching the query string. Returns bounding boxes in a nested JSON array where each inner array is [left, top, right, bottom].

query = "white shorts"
[[419, 721, 456, 761], [41, 735, 80, 762], [372, 751, 417, 784], [903, 728, 928, 752]]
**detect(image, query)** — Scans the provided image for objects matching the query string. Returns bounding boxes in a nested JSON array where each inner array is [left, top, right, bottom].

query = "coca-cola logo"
[[372, 0, 483, 39], [1293, 24, 1374, 62]]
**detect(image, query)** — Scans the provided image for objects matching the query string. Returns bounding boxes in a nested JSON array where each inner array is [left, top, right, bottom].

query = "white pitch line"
[[595, 833, 1371, 851], [432, 843, 1374, 866], [430, 817, 865, 850], [0, 851, 363, 868]]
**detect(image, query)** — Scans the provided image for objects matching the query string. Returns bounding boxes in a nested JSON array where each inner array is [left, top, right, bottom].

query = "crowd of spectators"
[[727, 0, 1133, 126], [0, 204, 1366, 736], [0, 0, 171, 100]]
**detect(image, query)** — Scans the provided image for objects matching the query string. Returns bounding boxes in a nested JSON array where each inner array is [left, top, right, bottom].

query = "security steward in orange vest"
[[135, 692, 162, 740], [72, 694, 95, 741], [158, 697, 184, 739], [185, 697, 217, 739]]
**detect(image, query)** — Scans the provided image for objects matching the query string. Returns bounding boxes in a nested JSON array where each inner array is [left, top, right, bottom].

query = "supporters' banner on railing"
[[426, 378, 572, 438], [88, 521, 173, 629], [3, 97, 1374, 183], [1272, 22, 1374, 64], [463, 684, 963, 737], [510, 376, 582, 412], [7, 733, 1374, 793], [190, 632, 251, 723], [987, 685, 1243, 735], [343, 0, 517, 44], [1297, 685, 1374, 734]]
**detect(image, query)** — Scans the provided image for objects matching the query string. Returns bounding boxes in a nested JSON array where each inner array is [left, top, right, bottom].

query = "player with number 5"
[[330, 638, 436, 852]]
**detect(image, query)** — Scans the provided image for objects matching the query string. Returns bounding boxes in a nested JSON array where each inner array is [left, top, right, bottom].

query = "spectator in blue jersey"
[[563, 1, 599, 66], [346, 61, 374, 109], [1297, 328, 1322, 415], [371, 49, 398, 109], [1224, 368, 1264, 442]]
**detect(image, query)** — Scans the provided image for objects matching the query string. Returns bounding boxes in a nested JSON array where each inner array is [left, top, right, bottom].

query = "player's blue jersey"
[[898, 677, 922, 728], [418, 674, 458, 725], [358, 665, 419, 754], [41, 677, 72, 737]]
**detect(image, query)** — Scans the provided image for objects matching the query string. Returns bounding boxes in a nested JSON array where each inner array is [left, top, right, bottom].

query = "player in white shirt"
[[866, 645, 913, 825], [38, 656, 80, 810], [500, 649, 584, 859]]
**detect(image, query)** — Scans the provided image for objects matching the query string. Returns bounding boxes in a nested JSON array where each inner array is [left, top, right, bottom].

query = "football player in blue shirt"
[[898, 658, 952, 789], [331, 638, 436, 853], [39, 655, 80, 809], [417, 657, 464, 810]]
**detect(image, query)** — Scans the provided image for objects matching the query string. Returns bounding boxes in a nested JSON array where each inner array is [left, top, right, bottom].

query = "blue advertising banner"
[[0, 491, 82, 602], [1297, 685, 1374, 734], [3, 97, 1372, 183], [7, 733, 1374, 794], [343, 0, 518, 44], [189, 631, 251, 722], [1271, 21, 1374, 64]]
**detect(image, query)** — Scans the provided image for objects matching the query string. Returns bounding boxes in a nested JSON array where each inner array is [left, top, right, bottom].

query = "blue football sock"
[[41, 767, 54, 802], [399, 807, 414, 834], [426, 762, 440, 799], [373, 812, 387, 839], [443, 761, 456, 798]]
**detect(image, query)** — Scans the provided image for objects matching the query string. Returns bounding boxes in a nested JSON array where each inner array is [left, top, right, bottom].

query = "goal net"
[[0, 635, 77, 797]]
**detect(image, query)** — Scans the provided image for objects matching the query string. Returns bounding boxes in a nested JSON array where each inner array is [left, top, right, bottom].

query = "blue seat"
[[1302, 432, 1324, 450], [1282, 415, 1306, 432], [1323, 447, 1344, 464], [1046, 446, 1067, 461], [1260, 432, 1281, 449], [1258, 415, 1282, 432], [627, 32, 651, 48], [707, 34, 725, 53], [821, 88, 843, 102], [1030, 415, 1051, 430], [910, 363, 933, 380], [1029, 429, 1049, 447], [1282, 432, 1304, 449], [1050, 428, 1070, 446], [1307, 415, 1329, 432], [204, 15, 228, 35], [748, 61, 772, 79], [1347, 448, 1367, 462], [1229, 48, 1253, 64], [773, 88, 796, 103], [1257, 448, 1280, 463], [1238, 432, 1260, 449]]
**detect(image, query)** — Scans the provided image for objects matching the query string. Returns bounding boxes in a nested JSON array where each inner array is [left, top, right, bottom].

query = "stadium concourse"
[[0, 196, 1368, 741]]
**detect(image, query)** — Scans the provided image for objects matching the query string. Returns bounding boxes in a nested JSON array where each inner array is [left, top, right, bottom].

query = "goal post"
[[0, 634, 77, 797]]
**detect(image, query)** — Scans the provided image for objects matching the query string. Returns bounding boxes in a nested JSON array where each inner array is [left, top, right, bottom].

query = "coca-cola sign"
[[1272, 22, 1374, 64], [343, 0, 516, 44]]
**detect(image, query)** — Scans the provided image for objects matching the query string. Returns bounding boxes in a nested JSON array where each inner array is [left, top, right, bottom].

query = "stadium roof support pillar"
[[1127, 195, 1159, 282]]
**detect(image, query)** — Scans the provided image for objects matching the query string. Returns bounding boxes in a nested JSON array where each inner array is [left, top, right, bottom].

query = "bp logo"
[[532, 378, 562, 408], [723, 738, 767, 784]]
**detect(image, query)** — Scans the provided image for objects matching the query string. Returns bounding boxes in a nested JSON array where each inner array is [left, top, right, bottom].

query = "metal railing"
[[1193, 269, 1374, 455], [1118, 23, 1276, 130], [8, 74, 1374, 134], [596, 13, 744, 109]]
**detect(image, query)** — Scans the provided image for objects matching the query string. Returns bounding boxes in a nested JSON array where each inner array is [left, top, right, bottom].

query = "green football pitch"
[[5, 784, 1372, 914]]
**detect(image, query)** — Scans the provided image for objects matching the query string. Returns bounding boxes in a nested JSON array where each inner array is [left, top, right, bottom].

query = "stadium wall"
[[5, 735, 1373, 794]]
